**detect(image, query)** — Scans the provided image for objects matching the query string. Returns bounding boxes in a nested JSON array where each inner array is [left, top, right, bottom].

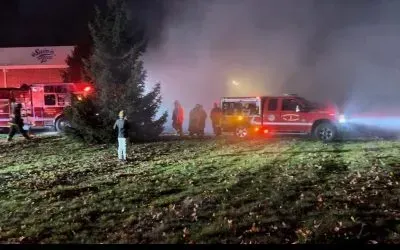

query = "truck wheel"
[[55, 116, 71, 132], [314, 122, 337, 142], [235, 126, 248, 138]]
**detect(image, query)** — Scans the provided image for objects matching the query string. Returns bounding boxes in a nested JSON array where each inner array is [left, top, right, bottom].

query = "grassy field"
[[0, 135, 399, 244]]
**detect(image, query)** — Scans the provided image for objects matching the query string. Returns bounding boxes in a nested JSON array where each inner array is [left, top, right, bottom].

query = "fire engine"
[[0, 82, 92, 132], [220, 94, 346, 142]]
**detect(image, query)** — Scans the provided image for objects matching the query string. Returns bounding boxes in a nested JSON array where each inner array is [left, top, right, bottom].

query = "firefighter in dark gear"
[[172, 100, 184, 136], [7, 98, 30, 141], [188, 105, 199, 136], [210, 102, 223, 136], [188, 104, 207, 136], [197, 105, 207, 136]]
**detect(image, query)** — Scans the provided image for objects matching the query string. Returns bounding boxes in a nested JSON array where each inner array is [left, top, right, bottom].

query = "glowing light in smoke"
[[232, 80, 240, 86], [339, 114, 346, 123], [348, 117, 400, 131]]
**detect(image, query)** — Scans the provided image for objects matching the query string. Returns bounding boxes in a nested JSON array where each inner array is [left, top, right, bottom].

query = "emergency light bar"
[[221, 97, 260, 103]]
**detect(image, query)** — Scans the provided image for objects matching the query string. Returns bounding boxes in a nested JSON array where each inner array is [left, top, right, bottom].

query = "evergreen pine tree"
[[64, 96, 104, 143], [65, 0, 167, 143], [62, 35, 93, 83]]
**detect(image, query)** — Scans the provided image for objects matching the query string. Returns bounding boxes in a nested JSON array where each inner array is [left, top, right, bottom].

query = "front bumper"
[[336, 122, 353, 133]]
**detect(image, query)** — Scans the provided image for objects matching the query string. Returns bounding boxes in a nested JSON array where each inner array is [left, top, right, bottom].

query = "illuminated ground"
[[0, 135, 399, 243]]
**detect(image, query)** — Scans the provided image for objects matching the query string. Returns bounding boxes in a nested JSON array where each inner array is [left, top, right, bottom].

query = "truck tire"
[[235, 126, 249, 138], [55, 116, 70, 132], [313, 122, 337, 142]]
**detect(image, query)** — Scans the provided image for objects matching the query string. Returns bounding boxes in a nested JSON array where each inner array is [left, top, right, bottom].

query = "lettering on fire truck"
[[281, 114, 300, 122]]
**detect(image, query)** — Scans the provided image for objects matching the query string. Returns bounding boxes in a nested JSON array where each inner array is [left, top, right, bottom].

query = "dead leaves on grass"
[[294, 228, 312, 244], [243, 223, 260, 234], [1, 137, 400, 244]]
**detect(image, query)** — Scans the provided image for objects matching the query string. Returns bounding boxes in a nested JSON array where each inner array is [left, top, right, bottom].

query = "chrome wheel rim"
[[236, 127, 248, 138], [319, 127, 333, 141], [58, 119, 71, 131]]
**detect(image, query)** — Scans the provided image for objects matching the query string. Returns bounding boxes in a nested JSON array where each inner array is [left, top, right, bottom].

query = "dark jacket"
[[197, 108, 207, 130], [188, 108, 198, 133], [113, 118, 129, 138], [10, 103, 23, 124]]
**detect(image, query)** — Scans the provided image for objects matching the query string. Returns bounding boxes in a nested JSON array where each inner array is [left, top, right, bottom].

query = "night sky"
[[0, 0, 165, 48]]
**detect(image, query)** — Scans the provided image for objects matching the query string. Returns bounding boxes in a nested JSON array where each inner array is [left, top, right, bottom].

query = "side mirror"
[[296, 105, 301, 113]]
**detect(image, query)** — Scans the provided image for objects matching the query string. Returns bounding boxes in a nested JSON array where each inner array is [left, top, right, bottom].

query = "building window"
[[44, 94, 56, 106]]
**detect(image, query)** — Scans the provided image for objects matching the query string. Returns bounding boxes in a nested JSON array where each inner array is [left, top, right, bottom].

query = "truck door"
[[31, 86, 45, 127], [262, 97, 280, 132], [42, 85, 68, 127], [278, 97, 309, 132]]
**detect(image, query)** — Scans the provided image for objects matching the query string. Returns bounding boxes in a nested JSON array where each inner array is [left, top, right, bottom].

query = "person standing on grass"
[[172, 100, 184, 136], [197, 105, 207, 137], [188, 105, 199, 136], [113, 110, 129, 162], [210, 102, 223, 136], [7, 98, 31, 142]]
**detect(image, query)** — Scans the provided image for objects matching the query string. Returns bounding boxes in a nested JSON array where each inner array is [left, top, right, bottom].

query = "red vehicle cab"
[[220, 94, 346, 142], [0, 82, 93, 132]]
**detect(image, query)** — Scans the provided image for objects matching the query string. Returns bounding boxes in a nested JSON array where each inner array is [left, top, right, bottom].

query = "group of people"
[[172, 101, 223, 137], [113, 101, 224, 163], [114, 101, 223, 162], [6, 98, 224, 163]]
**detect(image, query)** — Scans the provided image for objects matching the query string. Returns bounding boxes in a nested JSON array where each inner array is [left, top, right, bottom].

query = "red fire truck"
[[0, 82, 92, 133], [220, 94, 346, 142]]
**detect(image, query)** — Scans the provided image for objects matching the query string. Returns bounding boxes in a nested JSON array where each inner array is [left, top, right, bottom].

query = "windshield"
[[222, 100, 260, 116]]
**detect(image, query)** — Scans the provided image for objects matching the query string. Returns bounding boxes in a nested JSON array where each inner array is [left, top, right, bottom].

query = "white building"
[[0, 46, 74, 88]]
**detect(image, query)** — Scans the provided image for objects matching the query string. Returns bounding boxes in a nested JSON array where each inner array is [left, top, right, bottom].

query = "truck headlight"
[[339, 114, 346, 123]]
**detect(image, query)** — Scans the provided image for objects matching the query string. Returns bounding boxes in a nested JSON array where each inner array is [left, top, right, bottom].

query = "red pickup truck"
[[220, 94, 346, 142]]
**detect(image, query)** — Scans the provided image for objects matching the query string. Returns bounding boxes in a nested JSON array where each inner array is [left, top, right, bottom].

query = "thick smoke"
[[142, 0, 400, 132]]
